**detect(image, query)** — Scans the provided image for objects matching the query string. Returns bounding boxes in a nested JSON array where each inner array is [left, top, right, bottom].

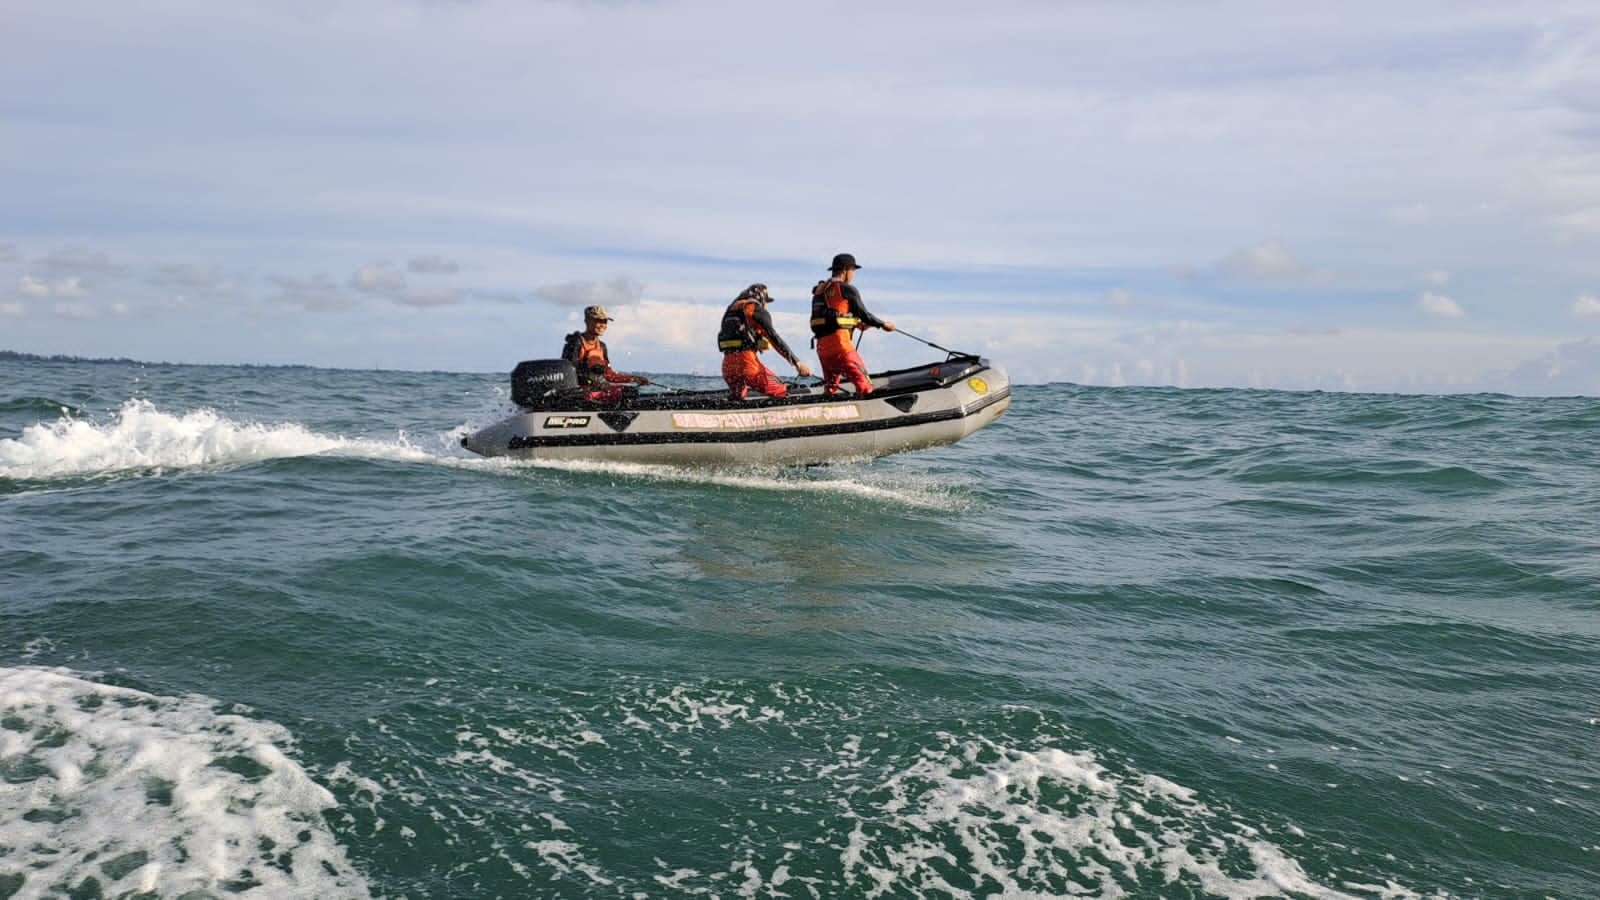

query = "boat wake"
[[0, 665, 371, 899], [0, 399, 456, 482], [494, 455, 976, 511], [2, 399, 972, 509]]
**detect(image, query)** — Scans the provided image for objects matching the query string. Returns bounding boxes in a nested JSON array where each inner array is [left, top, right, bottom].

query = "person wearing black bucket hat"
[[810, 252, 895, 395]]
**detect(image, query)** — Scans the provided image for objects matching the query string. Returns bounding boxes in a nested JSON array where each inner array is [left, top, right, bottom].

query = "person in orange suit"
[[561, 305, 651, 401], [810, 253, 894, 396], [718, 284, 812, 399]]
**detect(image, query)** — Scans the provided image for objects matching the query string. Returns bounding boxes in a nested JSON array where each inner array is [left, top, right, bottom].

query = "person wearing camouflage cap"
[[561, 305, 651, 398]]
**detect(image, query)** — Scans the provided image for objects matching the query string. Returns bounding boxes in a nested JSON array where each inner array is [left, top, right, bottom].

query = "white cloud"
[[18, 275, 85, 298], [0, 302, 23, 316], [1422, 270, 1451, 286], [1220, 240, 1306, 281], [1388, 203, 1431, 225], [151, 263, 228, 290], [392, 288, 463, 308], [535, 277, 645, 310], [631, 298, 721, 355], [1573, 294, 1600, 318], [1556, 207, 1600, 234], [1504, 338, 1600, 395], [37, 247, 122, 275], [409, 255, 461, 274], [53, 302, 96, 320], [1420, 291, 1464, 318], [351, 263, 407, 295], [268, 274, 362, 313]]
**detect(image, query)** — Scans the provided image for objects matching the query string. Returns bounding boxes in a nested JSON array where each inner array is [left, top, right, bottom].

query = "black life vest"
[[810, 280, 858, 337], [717, 299, 769, 353]]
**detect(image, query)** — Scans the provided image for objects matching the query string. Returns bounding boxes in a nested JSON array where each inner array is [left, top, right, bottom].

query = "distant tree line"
[[0, 350, 327, 370], [0, 349, 147, 365], [0, 349, 452, 373]]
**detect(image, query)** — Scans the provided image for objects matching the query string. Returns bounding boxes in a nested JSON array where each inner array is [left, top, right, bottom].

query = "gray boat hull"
[[462, 356, 1012, 466]]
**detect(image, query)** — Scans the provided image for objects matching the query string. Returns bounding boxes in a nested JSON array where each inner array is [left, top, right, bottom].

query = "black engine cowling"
[[511, 359, 579, 407]]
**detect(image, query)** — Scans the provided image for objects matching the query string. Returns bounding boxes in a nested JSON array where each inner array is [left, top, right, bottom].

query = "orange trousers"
[[816, 331, 872, 395], [722, 351, 788, 399]]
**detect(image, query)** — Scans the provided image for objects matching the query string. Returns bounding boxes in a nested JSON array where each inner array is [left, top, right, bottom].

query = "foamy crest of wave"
[[839, 732, 1371, 900], [0, 399, 439, 479], [0, 666, 370, 898]]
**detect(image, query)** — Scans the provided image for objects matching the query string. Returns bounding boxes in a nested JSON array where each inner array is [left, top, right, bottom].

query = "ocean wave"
[[1232, 459, 1507, 490], [0, 397, 84, 420], [0, 665, 369, 898], [322, 674, 1393, 898], [0, 399, 452, 482]]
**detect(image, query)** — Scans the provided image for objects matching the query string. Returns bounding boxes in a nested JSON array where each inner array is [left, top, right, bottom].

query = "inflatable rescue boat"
[[461, 354, 1011, 466]]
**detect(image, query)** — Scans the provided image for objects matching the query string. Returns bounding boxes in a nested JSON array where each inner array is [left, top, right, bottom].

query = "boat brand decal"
[[543, 415, 591, 429], [672, 404, 861, 431], [968, 377, 989, 394]]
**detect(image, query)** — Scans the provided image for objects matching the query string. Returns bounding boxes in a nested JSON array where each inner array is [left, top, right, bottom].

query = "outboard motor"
[[511, 359, 579, 407]]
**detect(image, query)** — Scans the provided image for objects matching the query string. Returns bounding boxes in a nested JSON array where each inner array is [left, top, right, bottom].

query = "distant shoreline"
[[0, 350, 477, 375], [2, 349, 157, 367]]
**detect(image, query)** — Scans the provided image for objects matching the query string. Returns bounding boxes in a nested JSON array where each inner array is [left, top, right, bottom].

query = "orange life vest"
[[573, 336, 609, 379], [810, 280, 859, 337], [717, 299, 772, 353], [572, 334, 601, 366]]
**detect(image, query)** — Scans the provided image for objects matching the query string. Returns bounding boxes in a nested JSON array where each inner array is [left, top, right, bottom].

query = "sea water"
[[1, 357, 1597, 898]]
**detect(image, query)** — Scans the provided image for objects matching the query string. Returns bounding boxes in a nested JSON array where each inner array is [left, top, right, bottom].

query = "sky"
[[4, 0, 1600, 395]]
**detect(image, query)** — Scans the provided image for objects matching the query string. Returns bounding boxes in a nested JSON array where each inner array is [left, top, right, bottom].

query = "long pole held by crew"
[[894, 328, 961, 356]]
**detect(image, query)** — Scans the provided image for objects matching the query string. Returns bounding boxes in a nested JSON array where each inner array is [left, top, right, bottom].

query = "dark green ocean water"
[[2, 358, 1597, 899]]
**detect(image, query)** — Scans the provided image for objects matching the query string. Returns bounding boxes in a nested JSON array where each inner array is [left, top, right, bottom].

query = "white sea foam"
[[403, 676, 1410, 897], [504, 456, 972, 510], [0, 665, 369, 898], [599, 682, 1377, 896], [834, 733, 1368, 900], [0, 399, 446, 480]]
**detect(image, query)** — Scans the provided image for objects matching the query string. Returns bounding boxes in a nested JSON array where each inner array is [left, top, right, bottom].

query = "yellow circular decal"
[[968, 376, 989, 394]]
